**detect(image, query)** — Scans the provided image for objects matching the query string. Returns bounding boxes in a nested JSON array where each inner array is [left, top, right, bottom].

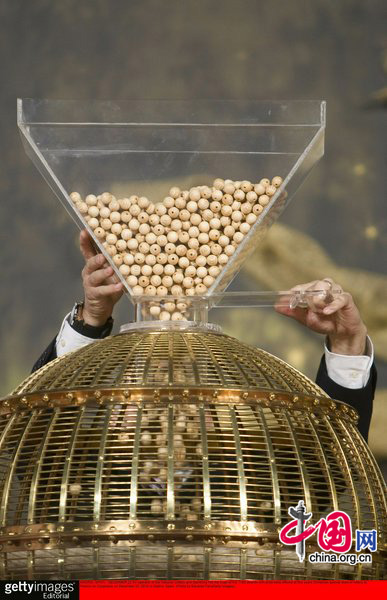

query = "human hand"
[[275, 278, 368, 356], [79, 229, 123, 326]]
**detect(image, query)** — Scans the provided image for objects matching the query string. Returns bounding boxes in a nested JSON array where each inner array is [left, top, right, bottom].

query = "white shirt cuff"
[[324, 336, 374, 389], [55, 313, 97, 357]]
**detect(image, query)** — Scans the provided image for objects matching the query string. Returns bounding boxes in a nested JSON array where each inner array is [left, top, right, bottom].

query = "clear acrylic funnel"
[[18, 99, 325, 301]]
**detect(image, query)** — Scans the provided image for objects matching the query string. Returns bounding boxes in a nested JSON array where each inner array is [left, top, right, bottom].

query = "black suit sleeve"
[[31, 337, 58, 373], [316, 355, 377, 443]]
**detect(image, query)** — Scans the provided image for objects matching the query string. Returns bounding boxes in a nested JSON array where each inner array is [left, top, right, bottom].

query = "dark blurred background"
[[0, 0, 386, 470]]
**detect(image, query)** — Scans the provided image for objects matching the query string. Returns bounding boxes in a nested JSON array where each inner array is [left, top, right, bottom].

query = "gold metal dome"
[[0, 327, 386, 580]]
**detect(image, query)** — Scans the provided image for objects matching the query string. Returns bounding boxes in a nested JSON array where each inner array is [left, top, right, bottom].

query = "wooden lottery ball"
[[88, 217, 99, 229], [209, 265, 220, 278], [188, 238, 199, 250], [87, 205, 99, 218], [199, 244, 211, 257], [195, 283, 207, 294], [164, 263, 175, 276], [186, 200, 198, 213], [127, 239, 139, 251], [223, 182, 235, 195], [98, 207, 110, 220], [116, 239, 127, 252], [171, 312, 183, 321], [171, 219, 182, 231], [185, 288, 196, 296], [132, 285, 144, 296], [119, 264, 131, 277], [165, 242, 176, 255], [173, 271, 184, 284], [134, 253, 145, 265], [159, 310, 171, 321], [213, 178, 224, 190], [190, 213, 201, 226], [164, 301, 176, 313], [196, 255, 207, 267], [178, 256, 189, 269], [253, 183, 265, 196], [100, 192, 112, 205], [168, 206, 179, 219], [196, 266, 207, 279], [232, 210, 243, 223], [201, 209, 212, 222], [231, 200, 241, 211], [175, 196, 186, 210], [186, 248, 197, 261], [142, 264, 153, 277], [179, 209, 190, 222], [171, 284, 183, 296], [259, 195, 270, 206], [113, 253, 123, 267], [106, 246, 116, 258], [127, 275, 138, 287], [197, 221, 209, 234], [138, 276, 150, 288], [206, 254, 218, 267], [198, 232, 210, 245], [186, 226, 198, 239], [253, 203, 264, 215], [138, 196, 149, 209], [149, 214, 160, 227], [78, 202, 88, 215], [69, 483, 82, 495], [239, 222, 251, 234], [153, 263, 164, 275], [181, 221, 190, 232], [135, 233, 145, 244], [221, 204, 232, 217], [163, 196, 174, 209], [183, 276, 194, 289], [94, 227, 105, 240], [207, 230, 219, 243], [211, 189, 223, 202], [167, 230, 179, 244], [162, 275, 173, 288], [138, 211, 149, 224], [189, 187, 201, 201], [218, 253, 229, 265], [240, 180, 253, 193], [246, 191, 258, 203], [218, 234, 229, 247], [85, 194, 98, 206], [157, 235, 167, 248], [151, 274, 161, 287], [108, 199, 120, 212], [198, 197, 209, 210], [168, 253, 179, 265], [246, 213, 257, 225], [119, 197, 131, 210], [106, 233, 117, 245], [200, 186, 212, 199], [120, 211, 131, 223], [150, 304, 161, 315], [222, 193, 233, 206], [185, 265, 196, 278], [128, 204, 140, 217], [233, 231, 244, 244], [108, 211, 119, 224], [144, 254, 156, 267], [241, 202, 252, 215], [234, 189, 245, 202], [124, 254, 135, 266], [156, 253, 168, 265], [169, 186, 181, 199], [211, 243, 222, 256], [266, 185, 277, 197], [131, 264, 141, 276], [272, 176, 283, 187], [176, 244, 187, 257], [111, 223, 122, 235], [258, 178, 269, 187], [70, 191, 82, 203], [157, 286, 168, 296], [209, 217, 221, 230], [149, 243, 160, 256], [224, 244, 235, 256], [224, 225, 235, 238], [128, 218, 139, 231]]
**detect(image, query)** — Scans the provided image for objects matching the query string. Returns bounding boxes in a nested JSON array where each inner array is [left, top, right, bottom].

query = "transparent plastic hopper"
[[18, 99, 325, 321]]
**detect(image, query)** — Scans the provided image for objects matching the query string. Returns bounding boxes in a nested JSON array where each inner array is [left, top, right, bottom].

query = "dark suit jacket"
[[32, 337, 376, 443]]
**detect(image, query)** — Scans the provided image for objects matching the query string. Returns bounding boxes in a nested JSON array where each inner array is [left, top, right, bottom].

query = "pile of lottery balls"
[[70, 176, 282, 320]]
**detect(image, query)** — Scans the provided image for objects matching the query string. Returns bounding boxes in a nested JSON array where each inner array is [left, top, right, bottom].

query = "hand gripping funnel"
[[18, 99, 325, 301]]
